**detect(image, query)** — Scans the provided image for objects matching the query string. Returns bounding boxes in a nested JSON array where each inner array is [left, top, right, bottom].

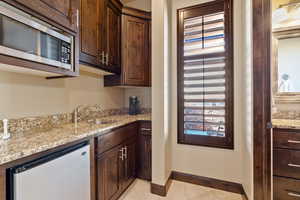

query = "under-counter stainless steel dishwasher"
[[7, 142, 91, 200]]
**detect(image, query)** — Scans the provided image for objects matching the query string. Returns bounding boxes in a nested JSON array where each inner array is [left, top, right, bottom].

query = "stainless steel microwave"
[[0, 2, 74, 71]]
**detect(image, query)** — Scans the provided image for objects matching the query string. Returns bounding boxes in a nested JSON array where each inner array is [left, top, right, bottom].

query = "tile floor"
[[119, 179, 244, 200]]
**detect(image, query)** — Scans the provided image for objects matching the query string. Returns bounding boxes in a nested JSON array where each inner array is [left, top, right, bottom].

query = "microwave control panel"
[[61, 41, 71, 64]]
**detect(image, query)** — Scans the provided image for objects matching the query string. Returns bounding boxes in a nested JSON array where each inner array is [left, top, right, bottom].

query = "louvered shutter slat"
[[183, 11, 227, 137]]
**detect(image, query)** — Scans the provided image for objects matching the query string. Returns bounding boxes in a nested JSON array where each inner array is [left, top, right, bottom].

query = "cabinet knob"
[[288, 140, 300, 144], [100, 51, 105, 64], [105, 52, 109, 66], [288, 192, 300, 198], [288, 163, 300, 168], [124, 146, 127, 159], [119, 148, 124, 161], [141, 128, 151, 131]]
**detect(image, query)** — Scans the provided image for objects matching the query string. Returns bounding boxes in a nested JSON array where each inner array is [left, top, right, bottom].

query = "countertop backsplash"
[[0, 105, 151, 136]]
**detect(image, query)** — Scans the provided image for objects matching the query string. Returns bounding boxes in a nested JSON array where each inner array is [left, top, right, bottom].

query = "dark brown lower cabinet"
[[274, 176, 300, 200], [273, 128, 300, 200], [97, 144, 123, 200], [96, 123, 138, 200], [137, 121, 152, 181], [137, 134, 151, 181]]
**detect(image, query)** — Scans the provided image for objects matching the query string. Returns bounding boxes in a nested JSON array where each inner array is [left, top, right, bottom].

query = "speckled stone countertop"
[[0, 114, 150, 165], [272, 119, 300, 129]]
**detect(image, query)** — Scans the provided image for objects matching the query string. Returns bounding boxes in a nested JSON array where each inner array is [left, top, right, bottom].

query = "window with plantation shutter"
[[177, 0, 234, 149]]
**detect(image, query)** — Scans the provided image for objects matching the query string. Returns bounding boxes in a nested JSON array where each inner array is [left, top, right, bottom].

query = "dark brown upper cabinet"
[[11, 0, 80, 33], [104, 7, 151, 87], [106, 1, 121, 69], [79, 0, 101, 67], [80, 0, 121, 74]]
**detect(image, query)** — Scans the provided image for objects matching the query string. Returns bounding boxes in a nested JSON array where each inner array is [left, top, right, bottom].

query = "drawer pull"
[[141, 128, 151, 131], [288, 163, 300, 168], [119, 149, 124, 161], [288, 140, 300, 144], [288, 192, 300, 198]]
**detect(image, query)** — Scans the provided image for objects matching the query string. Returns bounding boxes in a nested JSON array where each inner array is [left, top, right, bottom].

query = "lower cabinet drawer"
[[274, 176, 300, 200], [273, 128, 300, 150], [96, 122, 138, 154], [140, 121, 151, 136], [274, 148, 300, 179]]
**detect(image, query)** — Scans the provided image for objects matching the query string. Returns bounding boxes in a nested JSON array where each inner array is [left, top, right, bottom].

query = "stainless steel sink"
[[87, 119, 119, 125]]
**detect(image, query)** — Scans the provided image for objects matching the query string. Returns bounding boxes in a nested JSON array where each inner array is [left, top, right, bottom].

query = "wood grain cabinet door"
[[13, 0, 80, 32], [122, 15, 149, 86], [97, 145, 123, 200], [123, 140, 137, 189], [106, 2, 121, 70], [137, 134, 152, 181], [80, 0, 101, 66]]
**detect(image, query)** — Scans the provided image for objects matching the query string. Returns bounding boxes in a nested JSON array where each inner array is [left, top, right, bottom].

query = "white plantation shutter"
[[177, 0, 233, 149]]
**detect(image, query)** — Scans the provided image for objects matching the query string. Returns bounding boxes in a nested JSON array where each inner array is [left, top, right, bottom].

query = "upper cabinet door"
[[106, 2, 121, 70], [79, 0, 121, 73], [122, 15, 149, 86], [13, 0, 80, 32], [80, 0, 101, 66]]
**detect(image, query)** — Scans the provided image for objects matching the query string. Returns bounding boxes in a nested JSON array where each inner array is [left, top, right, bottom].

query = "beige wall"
[[124, 88, 151, 108], [151, 0, 172, 186], [0, 69, 125, 119], [241, 0, 254, 199], [170, 0, 251, 189]]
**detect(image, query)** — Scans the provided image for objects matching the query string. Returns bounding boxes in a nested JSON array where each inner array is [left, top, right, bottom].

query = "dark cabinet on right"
[[137, 121, 152, 181], [104, 7, 151, 87], [121, 13, 150, 86], [273, 128, 300, 200]]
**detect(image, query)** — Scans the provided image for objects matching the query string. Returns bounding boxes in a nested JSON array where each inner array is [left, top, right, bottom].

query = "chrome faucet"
[[73, 106, 81, 127]]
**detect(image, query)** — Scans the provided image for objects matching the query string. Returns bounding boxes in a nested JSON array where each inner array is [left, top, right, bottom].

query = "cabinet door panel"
[[274, 176, 300, 200], [274, 148, 300, 179], [97, 146, 123, 200], [98, 0, 107, 55], [80, 0, 99, 64], [123, 140, 137, 189], [107, 4, 121, 68], [13, 0, 79, 32], [137, 134, 151, 181], [122, 15, 149, 86]]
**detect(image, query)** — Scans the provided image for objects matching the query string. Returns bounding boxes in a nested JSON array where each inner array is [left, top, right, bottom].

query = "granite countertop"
[[272, 119, 300, 130], [0, 114, 150, 165]]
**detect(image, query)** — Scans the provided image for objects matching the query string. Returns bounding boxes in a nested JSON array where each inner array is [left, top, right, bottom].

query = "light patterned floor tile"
[[119, 179, 244, 200]]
